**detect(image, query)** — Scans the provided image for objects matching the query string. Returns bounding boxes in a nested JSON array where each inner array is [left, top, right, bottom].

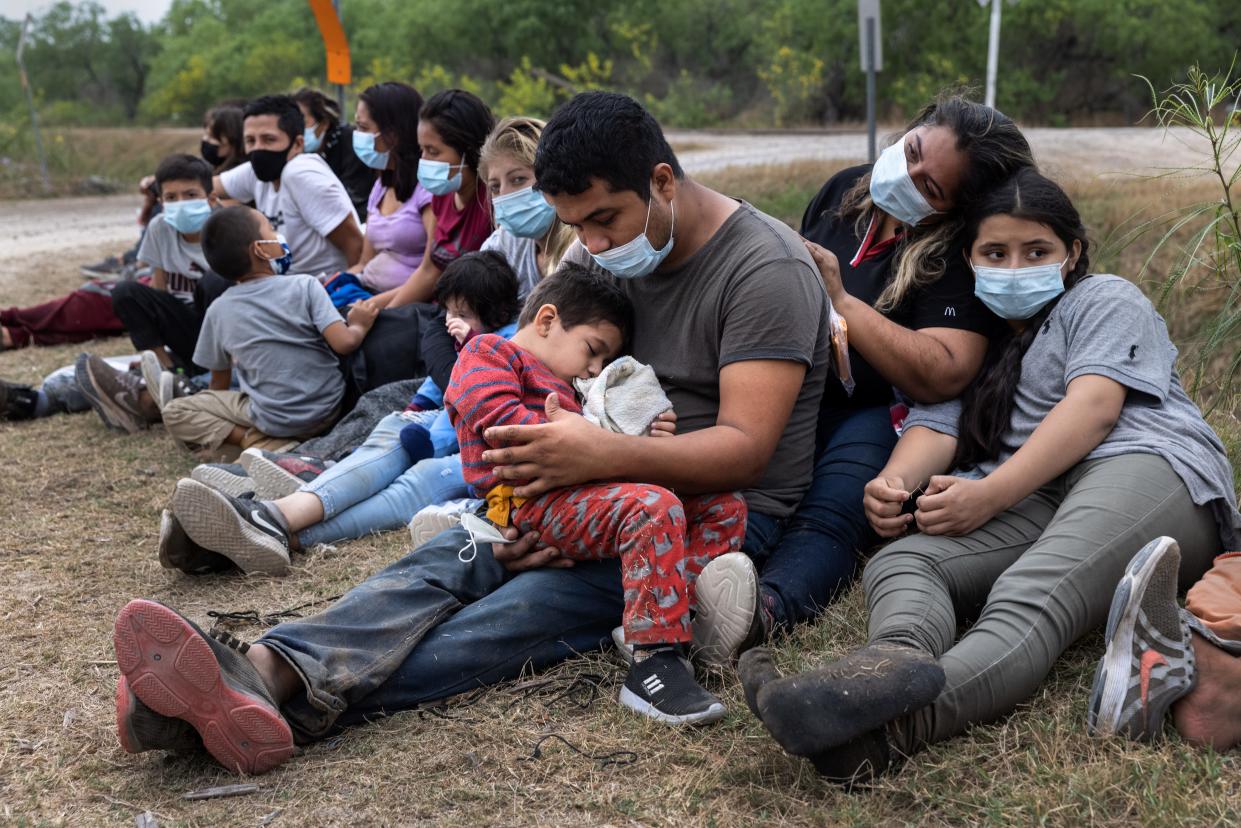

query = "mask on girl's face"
[[418, 158, 464, 195], [492, 185, 556, 239], [869, 136, 938, 226], [590, 198, 675, 279], [352, 130, 390, 170], [256, 233, 293, 275], [162, 199, 212, 234], [200, 140, 223, 168], [971, 259, 1067, 320], [249, 146, 292, 183], [303, 125, 322, 153]]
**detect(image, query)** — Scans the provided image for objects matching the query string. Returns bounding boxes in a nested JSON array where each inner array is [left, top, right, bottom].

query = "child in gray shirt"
[[161, 206, 376, 456]]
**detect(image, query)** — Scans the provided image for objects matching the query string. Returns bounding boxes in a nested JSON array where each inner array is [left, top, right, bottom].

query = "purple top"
[[360, 180, 434, 291]]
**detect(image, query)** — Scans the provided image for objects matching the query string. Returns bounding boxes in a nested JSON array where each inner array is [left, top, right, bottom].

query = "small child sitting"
[[445, 264, 747, 726], [399, 250, 522, 462], [161, 205, 376, 457]]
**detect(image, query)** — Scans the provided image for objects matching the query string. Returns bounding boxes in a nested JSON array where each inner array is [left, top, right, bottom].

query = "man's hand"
[[446, 317, 472, 344], [804, 239, 847, 307], [649, 408, 677, 437], [915, 475, 1002, 536], [491, 526, 572, 571], [482, 392, 609, 498], [864, 475, 913, 538]]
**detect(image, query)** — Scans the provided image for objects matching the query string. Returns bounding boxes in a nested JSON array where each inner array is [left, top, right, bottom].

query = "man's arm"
[[481, 359, 807, 498], [325, 215, 364, 265]]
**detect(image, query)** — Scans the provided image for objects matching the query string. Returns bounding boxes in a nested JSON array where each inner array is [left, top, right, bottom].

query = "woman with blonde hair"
[[478, 116, 576, 298]]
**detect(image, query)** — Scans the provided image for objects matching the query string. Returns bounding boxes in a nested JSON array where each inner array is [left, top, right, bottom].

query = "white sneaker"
[[408, 499, 482, 548]]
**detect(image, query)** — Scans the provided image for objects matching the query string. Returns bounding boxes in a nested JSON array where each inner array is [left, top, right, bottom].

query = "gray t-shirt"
[[135, 214, 211, 304], [568, 201, 831, 517], [193, 273, 345, 437], [482, 227, 541, 301], [906, 275, 1241, 548]]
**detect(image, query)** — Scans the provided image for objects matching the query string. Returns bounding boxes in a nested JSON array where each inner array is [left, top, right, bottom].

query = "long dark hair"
[[420, 89, 496, 173], [358, 81, 424, 203], [293, 87, 342, 134], [837, 91, 1035, 312], [952, 168, 1092, 470], [204, 103, 246, 171]]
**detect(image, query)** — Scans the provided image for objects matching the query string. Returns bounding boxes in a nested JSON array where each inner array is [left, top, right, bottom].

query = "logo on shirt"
[[943, 306, 957, 317]]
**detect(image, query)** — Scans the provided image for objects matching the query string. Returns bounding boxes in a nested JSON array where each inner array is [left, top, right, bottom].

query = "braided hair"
[[952, 168, 1092, 470]]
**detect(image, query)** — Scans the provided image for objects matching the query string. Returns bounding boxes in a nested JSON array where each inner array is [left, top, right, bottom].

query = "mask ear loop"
[[457, 521, 479, 563]]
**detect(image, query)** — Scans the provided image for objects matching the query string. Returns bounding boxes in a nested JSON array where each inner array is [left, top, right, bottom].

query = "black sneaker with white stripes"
[[619, 646, 727, 726], [170, 478, 291, 575]]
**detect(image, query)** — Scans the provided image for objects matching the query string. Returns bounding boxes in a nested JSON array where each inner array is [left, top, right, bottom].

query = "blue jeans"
[[748, 405, 897, 629], [260, 513, 777, 741], [298, 412, 468, 547]]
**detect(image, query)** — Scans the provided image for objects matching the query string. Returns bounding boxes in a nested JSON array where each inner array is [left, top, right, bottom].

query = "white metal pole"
[[985, 0, 1001, 109]]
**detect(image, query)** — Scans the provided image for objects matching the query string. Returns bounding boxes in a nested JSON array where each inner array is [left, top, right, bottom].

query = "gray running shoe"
[[74, 353, 154, 434], [239, 447, 328, 499], [190, 462, 256, 498], [692, 552, 766, 668], [1088, 536, 1195, 741], [157, 509, 235, 575], [170, 479, 291, 575]]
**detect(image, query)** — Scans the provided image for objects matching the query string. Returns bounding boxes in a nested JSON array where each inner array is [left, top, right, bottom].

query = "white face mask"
[[869, 134, 938, 226]]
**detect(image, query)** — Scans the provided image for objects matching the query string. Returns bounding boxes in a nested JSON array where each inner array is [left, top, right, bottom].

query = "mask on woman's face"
[[352, 130, 390, 170], [492, 185, 556, 239], [418, 158, 464, 195], [590, 198, 675, 279], [971, 259, 1067, 320], [303, 125, 322, 153], [200, 140, 223, 168], [869, 136, 938, 226]]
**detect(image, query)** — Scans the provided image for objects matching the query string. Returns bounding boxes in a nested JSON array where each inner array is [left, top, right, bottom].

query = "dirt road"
[[0, 126, 1215, 257]]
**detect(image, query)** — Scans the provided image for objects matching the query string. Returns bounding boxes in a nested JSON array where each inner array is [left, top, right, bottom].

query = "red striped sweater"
[[445, 334, 582, 500]]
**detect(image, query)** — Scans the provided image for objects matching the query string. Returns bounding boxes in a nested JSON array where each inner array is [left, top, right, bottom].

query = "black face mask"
[[249, 145, 292, 183], [200, 140, 223, 168]]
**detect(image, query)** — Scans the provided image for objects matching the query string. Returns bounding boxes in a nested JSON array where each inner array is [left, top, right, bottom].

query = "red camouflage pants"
[[514, 485, 748, 646]]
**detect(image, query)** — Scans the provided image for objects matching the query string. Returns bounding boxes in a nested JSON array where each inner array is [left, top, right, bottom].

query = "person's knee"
[[109, 279, 143, 308]]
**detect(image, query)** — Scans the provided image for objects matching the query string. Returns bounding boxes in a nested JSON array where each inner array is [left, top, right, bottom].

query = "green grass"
[[0, 164, 1239, 825]]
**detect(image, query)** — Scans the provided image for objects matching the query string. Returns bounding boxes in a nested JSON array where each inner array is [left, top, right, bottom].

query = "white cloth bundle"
[[573, 356, 672, 435]]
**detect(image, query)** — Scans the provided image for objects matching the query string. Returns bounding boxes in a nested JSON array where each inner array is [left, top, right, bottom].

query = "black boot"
[[0, 380, 38, 421]]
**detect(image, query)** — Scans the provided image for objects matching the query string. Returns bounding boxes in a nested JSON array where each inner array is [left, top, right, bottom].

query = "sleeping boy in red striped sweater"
[[445, 263, 747, 726]]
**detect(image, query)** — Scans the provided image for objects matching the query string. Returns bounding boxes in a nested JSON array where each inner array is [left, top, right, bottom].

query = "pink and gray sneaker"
[[239, 448, 330, 499]]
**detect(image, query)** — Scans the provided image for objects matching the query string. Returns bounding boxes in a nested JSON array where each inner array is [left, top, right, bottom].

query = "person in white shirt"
[[213, 95, 364, 278]]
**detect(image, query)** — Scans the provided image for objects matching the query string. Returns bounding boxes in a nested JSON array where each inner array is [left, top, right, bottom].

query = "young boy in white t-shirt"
[[160, 206, 375, 458], [214, 95, 364, 278]]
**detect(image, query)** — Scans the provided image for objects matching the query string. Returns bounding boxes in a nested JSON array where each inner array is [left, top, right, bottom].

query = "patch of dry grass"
[[1, 171, 1240, 825]]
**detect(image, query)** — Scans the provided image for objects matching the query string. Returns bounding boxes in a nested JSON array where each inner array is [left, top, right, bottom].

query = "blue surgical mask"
[[418, 158, 464, 195], [492, 185, 556, 239], [352, 130, 389, 170], [161, 199, 212, 234], [869, 135, 938, 226], [257, 233, 293, 275], [590, 199, 676, 279], [972, 259, 1067, 320], [303, 125, 322, 154]]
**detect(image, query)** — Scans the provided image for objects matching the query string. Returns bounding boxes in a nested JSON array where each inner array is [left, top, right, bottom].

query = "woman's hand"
[[864, 475, 913, 537], [803, 239, 847, 307], [914, 475, 1003, 536], [649, 408, 677, 437]]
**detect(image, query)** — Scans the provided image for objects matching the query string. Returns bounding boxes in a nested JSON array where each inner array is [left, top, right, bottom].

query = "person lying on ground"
[[163, 251, 524, 575], [739, 167, 1241, 786], [294, 87, 375, 222], [108, 91, 828, 777], [211, 95, 364, 278]]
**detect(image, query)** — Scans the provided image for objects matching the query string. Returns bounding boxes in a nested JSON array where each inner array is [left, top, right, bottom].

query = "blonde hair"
[[835, 91, 1035, 312], [480, 116, 576, 277]]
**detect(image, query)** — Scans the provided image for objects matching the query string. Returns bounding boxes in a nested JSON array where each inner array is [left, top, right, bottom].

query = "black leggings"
[[110, 274, 230, 371]]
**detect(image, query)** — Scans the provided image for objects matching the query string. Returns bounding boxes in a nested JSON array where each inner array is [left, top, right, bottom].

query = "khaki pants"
[[162, 390, 310, 455], [1186, 552, 1241, 643]]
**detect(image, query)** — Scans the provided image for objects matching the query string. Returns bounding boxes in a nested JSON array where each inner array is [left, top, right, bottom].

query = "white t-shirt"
[[136, 214, 211, 304], [220, 154, 357, 278]]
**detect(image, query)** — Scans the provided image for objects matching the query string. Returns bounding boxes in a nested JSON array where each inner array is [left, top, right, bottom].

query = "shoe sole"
[[75, 357, 145, 434], [618, 685, 727, 726], [171, 479, 289, 575], [190, 465, 256, 499], [1087, 536, 1180, 738], [239, 449, 306, 500], [692, 552, 758, 668], [113, 599, 292, 774], [611, 625, 635, 665], [139, 351, 165, 412]]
